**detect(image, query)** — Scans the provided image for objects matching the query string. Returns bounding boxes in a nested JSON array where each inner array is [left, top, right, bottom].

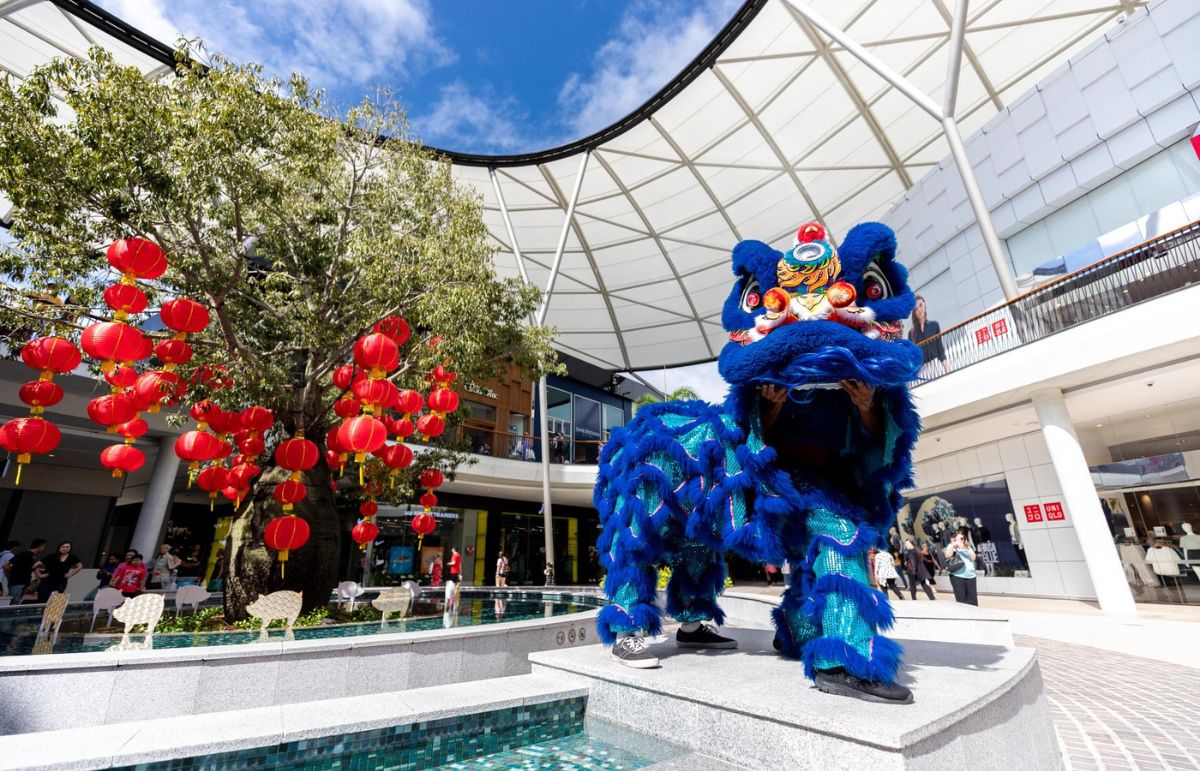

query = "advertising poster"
[[893, 479, 1029, 576], [387, 545, 414, 575]]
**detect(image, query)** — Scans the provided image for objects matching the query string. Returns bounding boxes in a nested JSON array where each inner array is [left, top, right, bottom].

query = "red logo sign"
[[974, 326, 992, 345], [991, 318, 1008, 337], [1024, 504, 1043, 523], [1044, 501, 1065, 521]]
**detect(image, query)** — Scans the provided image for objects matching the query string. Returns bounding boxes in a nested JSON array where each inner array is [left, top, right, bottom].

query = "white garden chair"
[[174, 584, 211, 615], [337, 580, 365, 611], [91, 587, 124, 631]]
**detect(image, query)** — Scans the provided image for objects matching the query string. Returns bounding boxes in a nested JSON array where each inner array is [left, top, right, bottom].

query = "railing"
[[456, 426, 606, 465], [914, 220, 1200, 384]]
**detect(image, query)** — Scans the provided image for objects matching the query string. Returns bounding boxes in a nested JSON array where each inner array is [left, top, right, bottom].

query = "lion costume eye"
[[862, 262, 891, 301], [740, 276, 761, 312]]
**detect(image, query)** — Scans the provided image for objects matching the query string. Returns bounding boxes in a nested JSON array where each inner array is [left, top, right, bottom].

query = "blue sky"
[[98, 0, 741, 155]]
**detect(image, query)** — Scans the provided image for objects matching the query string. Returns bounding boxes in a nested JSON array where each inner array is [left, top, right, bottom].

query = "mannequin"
[[888, 527, 901, 551], [973, 517, 996, 576], [1005, 513, 1029, 570], [973, 516, 992, 544], [1179, 523, 1200, 561]]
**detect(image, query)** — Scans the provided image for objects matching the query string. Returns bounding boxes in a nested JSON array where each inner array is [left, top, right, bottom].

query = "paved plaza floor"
[[731, 584, 1200, 770]]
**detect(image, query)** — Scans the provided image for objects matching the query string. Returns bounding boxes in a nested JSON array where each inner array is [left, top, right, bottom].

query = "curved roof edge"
[[50, 0, 178, 66], [428, 0, 769, 167]]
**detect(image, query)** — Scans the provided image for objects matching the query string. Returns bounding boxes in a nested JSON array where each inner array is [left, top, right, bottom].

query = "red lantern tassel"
[[279, 548, 288, 579]]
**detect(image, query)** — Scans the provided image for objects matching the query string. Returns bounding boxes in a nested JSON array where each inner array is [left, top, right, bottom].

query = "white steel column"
[[1031, 388, 1136, 616], [130, 436, 180, 562]]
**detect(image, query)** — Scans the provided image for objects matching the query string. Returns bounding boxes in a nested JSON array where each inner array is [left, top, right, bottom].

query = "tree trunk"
[[223, 457, 342, 620]]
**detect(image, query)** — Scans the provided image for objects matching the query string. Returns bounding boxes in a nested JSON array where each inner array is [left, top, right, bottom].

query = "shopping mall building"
[[2, 0, 1199, 613]]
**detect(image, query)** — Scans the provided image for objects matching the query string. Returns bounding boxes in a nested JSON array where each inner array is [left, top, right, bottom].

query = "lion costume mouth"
[[729, 294, 903, 345]]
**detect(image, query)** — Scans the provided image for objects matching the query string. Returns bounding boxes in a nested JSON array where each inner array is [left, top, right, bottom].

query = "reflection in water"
[[494, 598, 508, 618]]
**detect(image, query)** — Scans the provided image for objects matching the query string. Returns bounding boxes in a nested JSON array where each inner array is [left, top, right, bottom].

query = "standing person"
[[88, 554, 121, 600], [903, 540, 936, 600], [148, 544, 180, 591], [764, 563, 779, 587], [866, 547, 880, 589], [495, 551, 509, 587], [943, 528, 978, 606], [0, 540, 20, 598], [111, 554, 148, 598], [908, 295, 947, 380], [544, 562, 556, 586], [34, 541, 83, 602], [175, 545, 203, 587], [873, 548, 905, 600], [6, 539, 46, 605], [891, 549, 908, 590], [919, 543, 940, 579], [448, 547, 462, 585], [430, 555, 443, 588]]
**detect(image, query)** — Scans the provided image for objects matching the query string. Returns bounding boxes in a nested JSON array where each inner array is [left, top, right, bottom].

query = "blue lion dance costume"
[[595, 221, 922, 703]]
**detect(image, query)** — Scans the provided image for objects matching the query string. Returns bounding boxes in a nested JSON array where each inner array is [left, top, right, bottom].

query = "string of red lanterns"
[[2, 337, 80, 484]]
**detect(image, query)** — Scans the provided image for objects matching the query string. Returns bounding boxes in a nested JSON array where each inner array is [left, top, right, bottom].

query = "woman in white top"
[[873, 548, 905, 600], [495, 551, 509, 587]]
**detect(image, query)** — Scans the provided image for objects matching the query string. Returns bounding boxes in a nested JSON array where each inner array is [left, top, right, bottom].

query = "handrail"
[[913, 219, 1200, 384]]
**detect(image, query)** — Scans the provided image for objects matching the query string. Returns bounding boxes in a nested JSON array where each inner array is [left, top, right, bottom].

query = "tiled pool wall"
[[111, 697, 587, 771]]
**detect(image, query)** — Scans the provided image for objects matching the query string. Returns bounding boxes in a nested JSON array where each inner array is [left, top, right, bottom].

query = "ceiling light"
[[1095, 423, 1103, 427]]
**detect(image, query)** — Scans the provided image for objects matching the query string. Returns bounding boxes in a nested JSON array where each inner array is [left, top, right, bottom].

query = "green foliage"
[[231, 605, 331, 630], [153, 606, 227, 633], [656, 565, 733, 590], [635, 386, 701, 410], [0, 47, 558, 501]]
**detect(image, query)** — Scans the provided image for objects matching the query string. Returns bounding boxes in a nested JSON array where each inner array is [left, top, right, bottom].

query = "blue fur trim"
[[597, 603, 662, 646], [772, 604, 803, 658], [803, 572, 895, 633], [802, 635, 904, 684]]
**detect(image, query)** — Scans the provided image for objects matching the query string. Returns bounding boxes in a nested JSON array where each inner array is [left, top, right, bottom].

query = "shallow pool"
[[0, 590, 605, 656]]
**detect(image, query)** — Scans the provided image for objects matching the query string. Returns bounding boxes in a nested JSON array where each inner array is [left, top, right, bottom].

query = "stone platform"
[[530, 628, 1062, 770]]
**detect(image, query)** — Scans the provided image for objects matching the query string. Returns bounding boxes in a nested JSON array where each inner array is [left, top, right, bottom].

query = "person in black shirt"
[[6, 539, 46, 604], [908, 295, 947, 380], [34, 541, 82, 603]]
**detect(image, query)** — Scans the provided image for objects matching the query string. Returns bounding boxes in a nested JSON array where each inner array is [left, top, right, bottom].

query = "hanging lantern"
[[159, 298, 210, 338], [352, 378, 397, 415], [274, 436, 319, 475], [428, 365, 456, 388], [237, 434, 266, 459], [207, 408, 242, 441], [115, 418, 148, 445], [426, 388, 459, 415], [21, 337, 81, 379], [18, 381, 63, 416], [228, 462, 261, 489], [392, 417, 416, 439], [351, 519, 379, 551], [175, 430, 221, 483], [419, 468, 444, 491], [106, 237, 168, 280], [359, 500, 379, 518], [222, 485, 245, 504], [189, 399, 219, 429], [196, 466, 230, 510], [411, 511, 437, 547], [1, 417, 61, 485], [153, 338, 193, 370], [87, 393, 138, 432], [375, 442, 413, 486], [81, 322, 145, 373], [395, 389, 423, 417], [240, 406, 274, 434], [337, 416, 387, 484], [103, 283, 148, 320], [273, 479, 308, 512], [100, 444, 145, 478], [325, 426, 348, 474], [105, 366, 139, 389], [415, 413, 445, 440], [332, 364, 364, 391], [264, 514, 310, 575], [374, 315, 410, 345], [353, 333, 399, 376], [134, 370, 184, 412], [333, 398, 360, 419], [419, 491, 438, 509]]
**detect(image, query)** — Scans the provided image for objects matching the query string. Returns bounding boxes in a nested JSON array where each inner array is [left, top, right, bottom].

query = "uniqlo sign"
[[1024, 504, 1043, 523], [1044, 501, 1065, 521]]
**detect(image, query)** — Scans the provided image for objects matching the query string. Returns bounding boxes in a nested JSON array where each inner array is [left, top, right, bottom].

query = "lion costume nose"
[[827, 281, 856, 308]]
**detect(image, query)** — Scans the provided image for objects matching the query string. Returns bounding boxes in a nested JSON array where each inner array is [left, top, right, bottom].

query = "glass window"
[[603, 404, 624, 438], [462, 399, 496, 424]]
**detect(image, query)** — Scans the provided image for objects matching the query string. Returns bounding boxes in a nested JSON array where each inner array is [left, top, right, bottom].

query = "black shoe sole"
[[676, 640, 738, 649], [815, 676, 914, 705]]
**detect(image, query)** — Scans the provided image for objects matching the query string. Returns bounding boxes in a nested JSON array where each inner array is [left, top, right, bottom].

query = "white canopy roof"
[[1, 0, 1142, 370]]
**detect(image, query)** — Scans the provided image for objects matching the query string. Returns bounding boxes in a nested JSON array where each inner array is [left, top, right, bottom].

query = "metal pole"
[[537, 376, 555, 574], [490, 167, 533, 291], [780, 0, 943, 121], [538, 150, 590, 325], [942, 0, 970, 119], [941, 117, 1020, 299]]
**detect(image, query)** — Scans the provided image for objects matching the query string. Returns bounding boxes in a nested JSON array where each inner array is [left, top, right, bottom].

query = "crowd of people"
[[0, 539, 207, 605]]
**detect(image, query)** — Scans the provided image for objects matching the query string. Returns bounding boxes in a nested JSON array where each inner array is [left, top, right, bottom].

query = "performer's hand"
[[840, 379, 875, 411], [759, 384, 789, 404]]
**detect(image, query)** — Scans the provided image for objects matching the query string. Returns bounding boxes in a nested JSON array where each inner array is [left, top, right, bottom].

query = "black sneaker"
[[612, 636, 660, 669], [814, 667, 913, 705], [675, 623, 738, 649]]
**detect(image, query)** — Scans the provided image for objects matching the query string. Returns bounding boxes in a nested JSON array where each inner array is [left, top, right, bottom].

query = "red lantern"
[[411, 511, 436, 546], [116, 418, 148, 444], [324, 448, 342, 469], [81, 322, 145, 372], [154, 339, 193, 368], [332, 364, 363, 390], [196, 466, 230, 509], [222, 485, 246, 504], [427, 388, 459, 415], [100, 444, 145, 478], [189, 399, 218, 427], [240, 406, 274, 433], [416, 413, 445, 439], [359, 500, 379, 518], [352, 379, 397, 414], [273, 479, 307, 512], [21, 336, 81, 376], [275, 437, 319, 472], [375, 443, 413, 485], [351, 520, 379, 550], [353, 333, 398, 374], [429, 365, 456, 387], [207, 409, 242, 438], [264, 514, 310, 569], [338, 416, 387, 462], [1, 417, 61, 485], [392, 418, 415, 439], [105, 366, 138, 389], [103, 283, 148, 318], [419, 468, 444, 490], [106, 238, 167, 280], [159, 298, 210, 335], [395, 389, 423, 416], [374, 315, 410, 345], [333, 398, 360, 419], [128, 334, 154, 364], [214, 441, 233, 461], [175, 430, 221, 479], [228, 462, 261, 489], [237, 435, 266, 459], [134, 370, 184, 412], [419, 491, 438, 509], [19, 381, 63, 414], [87, 393, 137, 430]]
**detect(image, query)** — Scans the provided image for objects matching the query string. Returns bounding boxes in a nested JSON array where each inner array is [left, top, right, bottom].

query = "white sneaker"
[[611, 635, 660, 669]]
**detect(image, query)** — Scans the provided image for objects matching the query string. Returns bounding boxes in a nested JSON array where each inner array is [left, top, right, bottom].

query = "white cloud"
[[97, 0, 453, 99], [557, 0, 742, 138], [410, 80, 531, 153]]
